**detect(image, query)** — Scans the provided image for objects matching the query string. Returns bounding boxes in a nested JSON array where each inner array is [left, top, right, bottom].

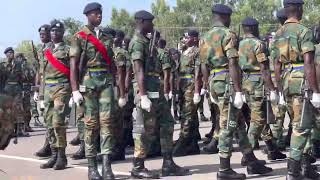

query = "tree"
[[15, 40, 34, 62], [61, 18, 84, 44], [110, 8, 135, 37]]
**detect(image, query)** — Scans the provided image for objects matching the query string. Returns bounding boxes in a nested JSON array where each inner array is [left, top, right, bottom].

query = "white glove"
[[72, 90, 84, 106], [68, 98, 74, 108], [233, 92, 244, 109], [33, 92, 39, 102], [242, 94, 247, 104], [311, 93, 320, 108], [200, 88, 208, 96], [210, 93, 218, 105], [279, 92, 286, 106], [270, 90, 279, 103], [175, 94, 179, 102], [168, 91, 173, 100], [118, 97, 127, 108], [164, 94, 169, 101], [39, 100, 45, 110], [141, 95, 152, 112], [193, 93, 201, 104]]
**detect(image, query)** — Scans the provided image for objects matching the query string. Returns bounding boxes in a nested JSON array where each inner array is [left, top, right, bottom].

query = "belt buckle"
[[147, 92, 160, 99]]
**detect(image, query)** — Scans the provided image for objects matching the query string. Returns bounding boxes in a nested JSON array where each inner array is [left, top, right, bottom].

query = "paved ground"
[[0, 99, 315, 180]]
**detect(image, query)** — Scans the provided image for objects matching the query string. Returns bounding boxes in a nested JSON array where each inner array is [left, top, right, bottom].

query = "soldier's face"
[[50, 28, 64, 43], [39, 30, 50, 43], [114, 36, 123, 45], [6, 51, 14, 60], [171, 52, 179, 61], [143, 20, 154, 33], [87, 9, 102, 27]]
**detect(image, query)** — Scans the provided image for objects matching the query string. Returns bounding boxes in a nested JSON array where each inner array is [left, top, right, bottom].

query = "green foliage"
[[61, 17, 84, 44], [15, 40, 34, 62], [110, 8, 135, 37]]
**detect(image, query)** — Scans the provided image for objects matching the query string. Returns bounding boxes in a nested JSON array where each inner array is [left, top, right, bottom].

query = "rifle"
[[300, 79, 313, 129], [149, 30, 157, 59], [263, 85, 276, 124]]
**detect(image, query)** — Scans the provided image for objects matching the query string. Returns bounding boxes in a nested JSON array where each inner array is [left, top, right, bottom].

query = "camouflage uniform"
[[129, 31, 174, 158], [273, 18, 316, 161], [238, 34, 273, 147], [42, 42, 70, 149], [170, 57, 180, 120], [70, 26, 115, 158], [0, 94, 15, 150], [200, 21, 253, 158]]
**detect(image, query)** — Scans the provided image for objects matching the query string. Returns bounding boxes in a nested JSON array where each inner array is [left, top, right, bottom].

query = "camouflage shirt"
[[238, 34, 268, 71], [179, 46, 199, 75], [113, 46, 128, 68], [1, 58, 24, 83], [200, 21, 239, 69]]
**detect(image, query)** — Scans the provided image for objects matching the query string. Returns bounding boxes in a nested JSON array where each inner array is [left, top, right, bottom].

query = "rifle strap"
[[44, 49, 70, 78]]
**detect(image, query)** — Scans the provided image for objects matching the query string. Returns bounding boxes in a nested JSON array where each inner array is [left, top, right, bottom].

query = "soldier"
[[129, 10, 189, 179], [173, 30, 201, 157], [169, 48, 180, 122], [69, 2, 120, 179], [34, 24, 53, 158], [273, 0, 320, 179], [36, 20, 70, 170], [239, 17, 287, 161], [198, 4, 273, 179]]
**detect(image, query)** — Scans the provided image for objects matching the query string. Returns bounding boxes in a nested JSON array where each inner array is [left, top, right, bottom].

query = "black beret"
[[134, 10, 154, 20], [83, 2, 102, 15], [187, 29, 199, 37], [212, 4, 233, 15], [276, 8, 287, 19], [241, 17, 259, 26], [4, 47, 14, 54], [283, 0, 304, 7], [50, 20, 64, 30], [103, 27, 116, 37], [38, 24, 50, 32], [115, 30, 125, 38]]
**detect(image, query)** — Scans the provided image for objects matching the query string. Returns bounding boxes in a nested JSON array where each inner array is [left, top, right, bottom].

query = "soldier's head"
[[4, 47, 14, 60], [241, 17, 259, 38], [185, 29, 199, 47], [114, 30, 125, 47], [169, 48, 180, 61], [134, 10, 154, 34], [284, 0, 304, 20], [38, 24, 51, 44], [276, 8, 287, 25], [84, 2, 103, 27], [212, 4, 233, 27], [158, 39, 166, 49], [50, 20, 65, 44]]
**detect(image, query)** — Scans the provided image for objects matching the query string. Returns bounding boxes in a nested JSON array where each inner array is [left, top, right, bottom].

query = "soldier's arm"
[[131, 42, 146, 96], [229, 58, 241, 92], [257, 42, 275, 91], [274, 58, 283, 92], [115, 53, 127, 98], [69, 35, 82, 91], [162, 51, 172, 95], [304, 52, 319, 93], [194, 52, 202, 94], [125, 65, 133, 93], [134, 61, 146, 95], [198, 39, 209, 92]]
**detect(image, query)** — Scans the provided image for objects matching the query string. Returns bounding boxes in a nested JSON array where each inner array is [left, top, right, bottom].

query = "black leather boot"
[[110, 145, 125, 162], [88, 157, 102, 180], [102, 155, 115, 180], [172, 137, 189, 157], [287, 158, 302, 180], [69, 134, 81, 146], [40, 147, 57, 169], [245, 152, 273, 175], [301, 154, 320, 179], [161, 153, 190, 176], [265, 140, 287, 160], [71, 140, 85, 160], [53, 147, 67, 170], [217, 157, 246, 180], [131, 158, 160, 179], [313, 140, 320, 158], [203, 138, 219, 154], [35, 137, 52, 157]]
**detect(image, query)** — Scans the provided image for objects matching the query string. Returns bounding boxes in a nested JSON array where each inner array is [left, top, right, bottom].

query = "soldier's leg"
[[30, 95, 41, 127], [312, 108, 320, 158], [23, 94, 33, 132], [203, 103, 220, 154], [271, 104, 286, 150], [71, 105, 85, 160], [123, 88, 134, 147], [198, 95, 208, 122]]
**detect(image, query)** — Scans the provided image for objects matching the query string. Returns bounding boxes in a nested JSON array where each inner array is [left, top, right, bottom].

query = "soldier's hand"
[[118, 97, 127, 108], [168, 91, 173, 100], [164, 94, 169, 101], [68, 98, 74, 108], [39, 100, 45, 110], [140, 95, 152, 112], [279, 92, 286, 106], [33, 92, 39, 102], [193, 93, 201, 104], [72, 90, 84, 106], [200, 88, 208, 96], [270, 90, 279, 103], [311, 93, 320, 108], [233, 92, 244, 109]]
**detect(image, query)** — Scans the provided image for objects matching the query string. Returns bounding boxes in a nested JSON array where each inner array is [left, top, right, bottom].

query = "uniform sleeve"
[[161, 51, 171, 70], [223, 31, 239, 59], [300, 28, 315, 55], [114, 51, 126, 67], [199, 38, 209, 65], [69, 34, 82, 58], [130, 41, 144, 63], [255, 41, 268, 63]]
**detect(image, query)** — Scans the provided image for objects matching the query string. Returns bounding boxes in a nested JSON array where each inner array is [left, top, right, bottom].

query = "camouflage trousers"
[[44, 84, 70, 148], [0, 94, 15, 150], [22, 89, 32, 125], [208, 76, 221, 141], [4, 84, 25, 125], [271, 104, 290, 147], [82, 75, 116, 157], [76, 105, 85, 141]]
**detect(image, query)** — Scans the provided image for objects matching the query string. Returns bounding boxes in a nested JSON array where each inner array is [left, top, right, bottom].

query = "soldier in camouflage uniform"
[[239, 17, 286, 161], [34, 24, 53, 158], [198, 4, 273, 179], [173, 30, 201, 157], [129, 10, 189, 179], [273, 0, 320, 179], [168, 48, 180, 122], [38, 20, 70, 170], [69, 3, 119, 179]]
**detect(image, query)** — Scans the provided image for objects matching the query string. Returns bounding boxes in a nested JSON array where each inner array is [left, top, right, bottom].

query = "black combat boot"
[[172, 137, 189, 157], [203, 138, 219, 154], [40, 147, 57, 169], [265, 139, 287, 160], [245, 152, 273, 175], [217, 157, 246, 180], [88, 157, 102, 180], [102, 155, 115, 180], [34, 138, 52, 157], [241, 153, 266, 166], [313, 140, 320, 158], [53, 147, 67, 170], [69, 134, 81, 146], [186, 138, 200, 155], [131, 158, 160, 179], [110, 145, 125, 162], [161, 153, 190, 176], [71, 140, 86, 160], [301, 154, 320, 179], [287, 158, 302, 180]]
